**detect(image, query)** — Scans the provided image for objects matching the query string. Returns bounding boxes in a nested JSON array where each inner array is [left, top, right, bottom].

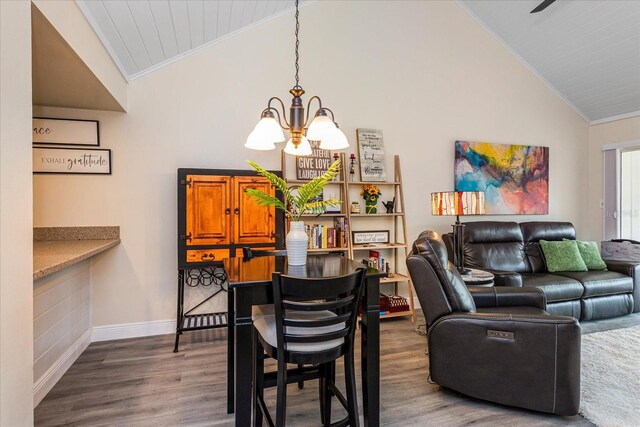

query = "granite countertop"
[[33, 226, 120, 280]]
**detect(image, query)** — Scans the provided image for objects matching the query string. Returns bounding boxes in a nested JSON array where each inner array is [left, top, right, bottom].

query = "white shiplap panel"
[[34, 312, 90, 381], [187, 0, 205, 48], [127, 0, 167, 64], [102, 0, 153, 70], [216, 0, 233, 37], [148, 0, 179, 59], [34, 265, 88, 319], [34, 285, 89, 341], [77, 0, 139, 75], [240, 0, 257, 28], [33, 288, 90, 359], [169, 0, 192, 53], [227, 1, 245, 34], [203, 0, 219, 42]]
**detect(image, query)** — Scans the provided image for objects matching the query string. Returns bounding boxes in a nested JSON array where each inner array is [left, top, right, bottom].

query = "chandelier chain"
[[294, 0, 300, 89]]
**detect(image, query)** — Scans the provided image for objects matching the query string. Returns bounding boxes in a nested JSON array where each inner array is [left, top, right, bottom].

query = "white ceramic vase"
[[286, 221, 309, 266]]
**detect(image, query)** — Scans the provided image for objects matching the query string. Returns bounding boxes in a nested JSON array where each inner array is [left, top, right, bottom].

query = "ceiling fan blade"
[[530, 0, 556, 13]]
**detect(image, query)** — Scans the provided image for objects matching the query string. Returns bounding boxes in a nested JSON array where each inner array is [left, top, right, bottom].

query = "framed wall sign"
[[33, 147, 111, 174], [352, 230, 390, 245], [356, 128, 387, 182], [33, 117, 100, 146], [295, 141, 333, 180]]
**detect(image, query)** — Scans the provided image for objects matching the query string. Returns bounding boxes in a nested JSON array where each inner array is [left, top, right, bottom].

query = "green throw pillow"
[[563, 239, 608, 270], [539, 240, 588, 272]]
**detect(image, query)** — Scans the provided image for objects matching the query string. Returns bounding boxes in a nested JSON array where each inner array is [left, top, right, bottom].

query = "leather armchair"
[[407, 230, 581, 415]]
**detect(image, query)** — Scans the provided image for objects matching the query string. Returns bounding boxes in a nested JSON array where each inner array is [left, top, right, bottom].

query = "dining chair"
[[242, 247, 288, 259], [252, 269, 366, 427], [243, 246, 308, 389]]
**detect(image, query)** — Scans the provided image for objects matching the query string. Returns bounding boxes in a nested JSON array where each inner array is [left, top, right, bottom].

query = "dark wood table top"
[[224, 254, 385, 287]]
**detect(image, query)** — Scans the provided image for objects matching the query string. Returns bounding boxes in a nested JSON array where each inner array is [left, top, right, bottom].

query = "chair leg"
[[297, 364, 304, 389], [276, 357, 288, 427], [344, 345, 359, 427], [319, 363, 332, 426], [253, 336, 264, 427]]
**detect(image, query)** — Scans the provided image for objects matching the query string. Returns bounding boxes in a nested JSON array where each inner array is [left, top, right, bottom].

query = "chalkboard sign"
[[357, 129, 387, 181], [295, 141, 332, 180]]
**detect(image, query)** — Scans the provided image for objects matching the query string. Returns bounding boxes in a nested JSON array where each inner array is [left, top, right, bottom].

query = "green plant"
[[245, 159, 342, 222]]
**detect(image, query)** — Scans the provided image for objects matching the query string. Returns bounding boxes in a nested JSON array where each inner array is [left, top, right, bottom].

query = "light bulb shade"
[[244, 116, 285, 150], [320, 126, 349, 150], [431, 191, 485, 216], [284, 136, 312, 156], [306, 114, 338, 142], [245, 128, 276, 150]]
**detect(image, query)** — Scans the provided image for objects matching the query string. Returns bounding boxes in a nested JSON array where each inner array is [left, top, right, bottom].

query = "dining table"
[[223, 254, 385, 427]]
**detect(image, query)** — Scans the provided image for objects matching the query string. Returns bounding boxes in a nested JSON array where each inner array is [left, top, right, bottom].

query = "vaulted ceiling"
[[76, 0, 304, 80], [460, 0, 640, 123], [77, 0, 640, 124]]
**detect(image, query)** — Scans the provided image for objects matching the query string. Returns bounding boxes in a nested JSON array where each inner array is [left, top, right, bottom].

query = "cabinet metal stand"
[[174, 265, 229, 352]]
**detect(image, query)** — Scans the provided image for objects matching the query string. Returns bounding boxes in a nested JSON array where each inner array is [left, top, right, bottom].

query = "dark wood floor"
[[35, 312, 640, 426]]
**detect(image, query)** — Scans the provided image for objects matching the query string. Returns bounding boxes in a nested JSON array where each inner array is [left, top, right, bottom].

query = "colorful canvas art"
[[454, 141, 549, 215]]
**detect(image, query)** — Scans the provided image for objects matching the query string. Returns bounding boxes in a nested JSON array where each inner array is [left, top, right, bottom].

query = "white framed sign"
[[33, 147, 111, 174], [352, 230, 390, 245], [357, 128, 387, 182], [33, 117, 99, 146]]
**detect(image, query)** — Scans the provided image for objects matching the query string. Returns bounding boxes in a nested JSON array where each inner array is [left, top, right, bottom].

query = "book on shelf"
[[304, 217, 349, 249]]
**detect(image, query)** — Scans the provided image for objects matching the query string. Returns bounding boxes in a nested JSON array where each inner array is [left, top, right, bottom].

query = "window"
[[621, 149, 640, 240], [603, 142, 640, 241]]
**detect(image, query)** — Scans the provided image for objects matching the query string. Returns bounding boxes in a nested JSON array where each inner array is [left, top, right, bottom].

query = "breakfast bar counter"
[[33, 226, 120, 280]]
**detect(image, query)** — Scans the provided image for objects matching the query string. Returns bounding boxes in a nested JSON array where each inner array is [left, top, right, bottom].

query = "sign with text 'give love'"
[[33, 147, 111, 174], [295, 141, 334, 180]]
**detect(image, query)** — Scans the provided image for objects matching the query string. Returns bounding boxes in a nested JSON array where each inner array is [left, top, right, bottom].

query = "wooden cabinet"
[[178, 169, 283, 268], [186, 175, 232, 246], [234, 177, 275, 245]]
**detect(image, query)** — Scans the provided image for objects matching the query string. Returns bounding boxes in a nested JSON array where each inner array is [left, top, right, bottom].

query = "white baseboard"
[[34, 329, 91, 407], [91, 319, 176, 342]]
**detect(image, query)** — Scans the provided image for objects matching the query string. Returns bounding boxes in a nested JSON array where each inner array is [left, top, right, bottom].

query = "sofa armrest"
[[469, 286, 545, 310], [429, 313, 580, 415], [605, 260, 640, 313]]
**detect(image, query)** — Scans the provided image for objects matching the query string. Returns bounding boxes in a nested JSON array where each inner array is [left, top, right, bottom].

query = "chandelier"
[[245, 0, 348, 156]]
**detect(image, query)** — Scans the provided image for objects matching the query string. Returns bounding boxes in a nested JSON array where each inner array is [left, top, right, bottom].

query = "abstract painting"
[[454, 141, 549, 215]]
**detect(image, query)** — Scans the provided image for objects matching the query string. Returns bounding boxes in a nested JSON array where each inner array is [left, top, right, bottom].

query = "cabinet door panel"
[[234, 177, 276, 244], [186, 175, 231, 246]]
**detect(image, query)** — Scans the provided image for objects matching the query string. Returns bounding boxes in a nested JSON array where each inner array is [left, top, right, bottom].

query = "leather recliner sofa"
[[407, 230, 581, 415], [444, 221, 639, 321]]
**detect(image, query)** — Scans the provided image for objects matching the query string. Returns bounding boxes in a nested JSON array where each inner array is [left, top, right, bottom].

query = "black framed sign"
[[33, 147, 111, 174], [352, 230, 390, 245], [33, 117, 100, 146]]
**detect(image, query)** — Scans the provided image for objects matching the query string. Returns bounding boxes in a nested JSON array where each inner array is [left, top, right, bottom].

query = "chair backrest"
[[462, 221, 529, 273], [271, 268, 366, 358], [242, 247, 288, 259], [407, 230, 476, 327], [520, 222, 576, 273]]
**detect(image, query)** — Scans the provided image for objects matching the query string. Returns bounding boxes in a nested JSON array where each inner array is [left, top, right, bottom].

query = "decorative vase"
[[286, 221, 309, 266], [365, 197, 378, 214]]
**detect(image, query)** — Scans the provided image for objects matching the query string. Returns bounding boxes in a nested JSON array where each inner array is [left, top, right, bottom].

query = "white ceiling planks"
[[76, 0, 304, 80], [460, 0, 640, 123]]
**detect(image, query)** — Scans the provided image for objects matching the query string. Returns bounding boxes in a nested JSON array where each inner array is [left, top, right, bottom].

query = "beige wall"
[[1, 0, 34, 423], [32, 0, 128, 111], [586, 116, 640, 241], [33, 1, 589, 327]]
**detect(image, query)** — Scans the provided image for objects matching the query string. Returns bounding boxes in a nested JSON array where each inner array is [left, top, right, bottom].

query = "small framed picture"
[[33, 117, 100, 146], [356, 128, 387, 182], [352, 230, 390, 245], [33, 147, 111, 174]]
